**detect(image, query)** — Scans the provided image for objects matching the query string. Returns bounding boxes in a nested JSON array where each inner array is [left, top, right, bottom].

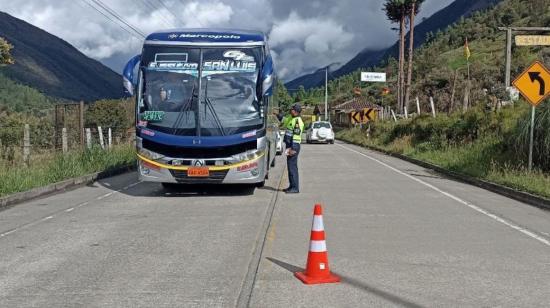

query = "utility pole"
[[499, 26, 550, 171], [505, 28, 512, 87], [499, 27, 550, 88], [325, 67, 328, 121]]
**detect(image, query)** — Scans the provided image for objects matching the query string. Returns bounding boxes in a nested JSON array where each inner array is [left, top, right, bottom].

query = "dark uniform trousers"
[[287, 143, 301, 190]]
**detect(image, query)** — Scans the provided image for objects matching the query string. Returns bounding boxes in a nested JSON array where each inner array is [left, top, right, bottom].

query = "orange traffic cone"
[[295, 204, 340, 285]]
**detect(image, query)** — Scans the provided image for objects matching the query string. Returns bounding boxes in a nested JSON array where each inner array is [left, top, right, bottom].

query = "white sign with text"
[[361, 72, 386, 82]]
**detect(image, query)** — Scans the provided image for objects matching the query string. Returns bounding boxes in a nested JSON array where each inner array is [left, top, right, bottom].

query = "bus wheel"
[[161, 183, 179, 190], [255, 180, 265, 188]]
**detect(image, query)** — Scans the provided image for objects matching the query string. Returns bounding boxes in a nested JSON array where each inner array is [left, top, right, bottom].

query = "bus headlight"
[[139, 148, 165, 160], [231, 149, 264, 163]]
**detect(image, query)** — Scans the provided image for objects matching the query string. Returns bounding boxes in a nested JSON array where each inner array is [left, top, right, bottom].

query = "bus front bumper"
[[137, 154, 267, 184]]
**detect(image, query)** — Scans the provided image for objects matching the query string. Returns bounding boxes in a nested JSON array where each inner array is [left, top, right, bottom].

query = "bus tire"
[[255, 180, 265, 188], [161, 183, 179, 190]]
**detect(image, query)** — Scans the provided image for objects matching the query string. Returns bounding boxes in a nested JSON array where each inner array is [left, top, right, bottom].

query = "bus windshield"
[[139, 46, 263, 137]]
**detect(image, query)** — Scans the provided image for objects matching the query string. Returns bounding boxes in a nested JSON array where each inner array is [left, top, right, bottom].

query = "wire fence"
[[0, 124, 135, 167], [0, 99, 136, 167]]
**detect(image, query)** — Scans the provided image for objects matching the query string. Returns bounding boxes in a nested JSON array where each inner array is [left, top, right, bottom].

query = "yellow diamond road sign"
[[512, 60, 550, 107]]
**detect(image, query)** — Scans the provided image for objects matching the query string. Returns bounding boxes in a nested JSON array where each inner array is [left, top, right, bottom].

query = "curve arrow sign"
[[528, 72, 545, 96]]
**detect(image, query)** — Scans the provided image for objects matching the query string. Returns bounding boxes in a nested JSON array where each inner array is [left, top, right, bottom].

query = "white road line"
[[0, 229, 18, 237], [338, 144, 550, 248], [124, 181, 141, 190], [0, 181, 142, 239], [77, 201, 89, 208], [97, 192, 114, 200]]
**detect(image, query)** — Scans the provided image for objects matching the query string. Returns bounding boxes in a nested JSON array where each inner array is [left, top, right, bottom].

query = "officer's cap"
[[291, 103, 302, 113]]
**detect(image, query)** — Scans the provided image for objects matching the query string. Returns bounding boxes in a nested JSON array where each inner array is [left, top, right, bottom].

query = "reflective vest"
[[284, 116, 304, 143]]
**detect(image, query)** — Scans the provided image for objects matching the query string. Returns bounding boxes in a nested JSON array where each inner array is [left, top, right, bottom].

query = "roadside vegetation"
[[0, 97, 136, 197], [293, 0, 550, 199], [1, 35, 136, 197], [337, 102, 550, 199], [0, 144, 135, 197]]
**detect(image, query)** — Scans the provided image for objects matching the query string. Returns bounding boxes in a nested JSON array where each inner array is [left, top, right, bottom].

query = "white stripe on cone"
[[312, 215, 324, 231], [310, 240, 327, 252]]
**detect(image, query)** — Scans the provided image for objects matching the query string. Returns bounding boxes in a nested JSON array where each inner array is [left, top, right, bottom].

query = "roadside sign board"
[[361, 72, 386, 82], [512, 60, 550, 107], [350, 108, 377, 124], [515, 35, 550, 46]]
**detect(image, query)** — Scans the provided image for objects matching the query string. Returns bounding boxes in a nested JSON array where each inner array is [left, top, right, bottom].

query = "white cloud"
[[269, 11, 353, 79], [181, 1, 234, 27], [0, 0, 455, 79]]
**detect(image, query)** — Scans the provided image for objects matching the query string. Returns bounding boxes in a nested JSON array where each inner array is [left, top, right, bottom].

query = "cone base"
[[294, 271, 341, 285]]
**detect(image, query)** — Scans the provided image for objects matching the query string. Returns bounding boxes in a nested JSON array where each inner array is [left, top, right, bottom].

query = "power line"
[[78, 0, 143, 40], [89, 0, 146, 38], [156, 0, 185, 27], [138, 0, 175, 28]]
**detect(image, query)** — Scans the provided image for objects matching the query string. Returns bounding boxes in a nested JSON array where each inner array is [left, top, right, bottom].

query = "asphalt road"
[[1, 141, 549, 307]]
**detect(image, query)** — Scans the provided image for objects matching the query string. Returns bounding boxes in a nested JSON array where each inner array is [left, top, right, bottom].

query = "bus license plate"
[[187, 167, 209, 177]]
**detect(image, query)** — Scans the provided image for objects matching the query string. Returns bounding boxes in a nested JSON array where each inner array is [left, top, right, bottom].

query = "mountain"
[[0, 11, 123, 102], [286, 0, 503, 91], [286, 62, 345, 91]]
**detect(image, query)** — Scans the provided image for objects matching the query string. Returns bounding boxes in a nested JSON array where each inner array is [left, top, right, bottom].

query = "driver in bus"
[[154, 86, 176, 112]]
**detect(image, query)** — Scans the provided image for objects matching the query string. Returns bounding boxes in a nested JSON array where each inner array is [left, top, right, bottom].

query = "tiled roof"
[[332, 98, 382, 111]]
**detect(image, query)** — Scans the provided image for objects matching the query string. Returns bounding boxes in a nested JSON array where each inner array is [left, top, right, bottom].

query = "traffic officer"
[[280, 103, 304, 194]]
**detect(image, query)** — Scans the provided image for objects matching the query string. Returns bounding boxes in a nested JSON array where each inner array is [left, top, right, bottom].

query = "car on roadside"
[[306, 121, 335, 144], [276, 131, 284, 155]]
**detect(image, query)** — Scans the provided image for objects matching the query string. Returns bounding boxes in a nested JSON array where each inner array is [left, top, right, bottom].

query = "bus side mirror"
[[260, 55, 274, 96], [122, 55, 141, 96]]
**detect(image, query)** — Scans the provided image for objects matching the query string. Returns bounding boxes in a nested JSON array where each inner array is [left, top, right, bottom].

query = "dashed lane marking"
[[338, 144, 550, 248], [0, 180, 142, 239]]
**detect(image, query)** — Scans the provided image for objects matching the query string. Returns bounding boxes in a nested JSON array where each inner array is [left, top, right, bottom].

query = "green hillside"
[[292, 0, 550, 108], [409, 0, 550, 110], [328, 0, 550, 199], [0, 73, 55, 114]]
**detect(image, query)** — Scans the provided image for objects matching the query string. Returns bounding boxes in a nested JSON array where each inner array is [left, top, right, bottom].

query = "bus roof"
[[145, 29, 266, 46]]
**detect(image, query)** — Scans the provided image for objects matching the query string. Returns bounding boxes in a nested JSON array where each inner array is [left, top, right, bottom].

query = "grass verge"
[[337, 128, 550, 200], [0, 144, 136, 197]]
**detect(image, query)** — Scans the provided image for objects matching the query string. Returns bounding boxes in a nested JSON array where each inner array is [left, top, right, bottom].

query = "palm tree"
[[383, 0, 407, 113], [404, 0, 424, 114]]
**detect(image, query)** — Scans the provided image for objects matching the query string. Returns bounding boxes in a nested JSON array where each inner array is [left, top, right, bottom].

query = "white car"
[[276, 131, 284, 155], [306, 121, 335, 144]]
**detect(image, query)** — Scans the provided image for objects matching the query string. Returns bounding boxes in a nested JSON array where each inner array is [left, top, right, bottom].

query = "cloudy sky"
[[1, 0, 454, 81]]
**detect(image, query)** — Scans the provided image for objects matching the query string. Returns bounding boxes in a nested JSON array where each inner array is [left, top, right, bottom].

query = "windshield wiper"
[[203, 79, 226, 136], [171, 82, 197, 133]]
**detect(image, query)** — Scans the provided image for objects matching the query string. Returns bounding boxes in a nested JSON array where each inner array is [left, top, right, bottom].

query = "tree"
[[404, 0, 424, 113], [384, 0, 407, 113], [0, 37, 14, 66], [274, 79, 292, 112], [295, 85, 307, 103], [85, 99, 133, 136]]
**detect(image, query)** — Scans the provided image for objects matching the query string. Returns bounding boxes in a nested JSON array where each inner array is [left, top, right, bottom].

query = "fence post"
[[62, 127, 68, 154], [98, 126, 105, 150], [404, 106, 409, 119], [390, 109, 397, 122], [108, 128, 112, 149], [86, 128, 92, 149], [79, 101, 85, 149], [416, 97, 421, 115], [23, 124, 30, 166], [430, 97, 436, 118]]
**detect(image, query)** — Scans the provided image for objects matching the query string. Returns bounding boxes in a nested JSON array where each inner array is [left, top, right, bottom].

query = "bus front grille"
[[169, 170, 229, 183]]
